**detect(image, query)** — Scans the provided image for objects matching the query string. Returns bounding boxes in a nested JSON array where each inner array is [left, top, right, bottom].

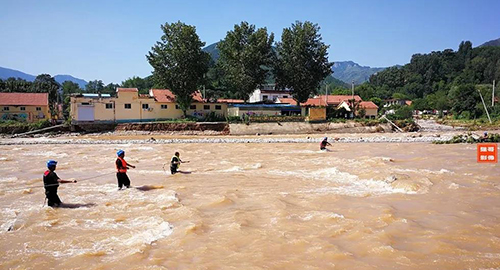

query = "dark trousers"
[[45, 187, 62, 207], [116, 172, 131, 188], [170, 166, 177, 175]]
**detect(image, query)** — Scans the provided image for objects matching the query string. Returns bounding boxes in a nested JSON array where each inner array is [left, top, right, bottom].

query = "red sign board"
[[477, 143, 498, 163]]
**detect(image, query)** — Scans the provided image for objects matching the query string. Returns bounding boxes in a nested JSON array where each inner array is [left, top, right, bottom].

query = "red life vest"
[[44, 170, 50, 176], [116, 157, 127, 173], [320, 140, 327, 148]]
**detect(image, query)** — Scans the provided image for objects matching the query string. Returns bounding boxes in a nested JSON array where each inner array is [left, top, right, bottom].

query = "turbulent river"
[[0, 140, 499, 269]]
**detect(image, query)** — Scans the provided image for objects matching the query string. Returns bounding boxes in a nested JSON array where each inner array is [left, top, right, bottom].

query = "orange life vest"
[[116, 157, 127, 173]]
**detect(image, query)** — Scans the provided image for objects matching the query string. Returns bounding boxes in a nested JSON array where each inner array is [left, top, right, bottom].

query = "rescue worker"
[[320, 137, 332, 150], [43, 160, 77, 207], [170, 152, 189, 174], [116, 149, 136, 190]]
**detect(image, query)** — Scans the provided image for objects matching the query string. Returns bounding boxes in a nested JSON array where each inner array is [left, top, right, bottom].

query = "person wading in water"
[[116, 150, 136, 190], [170, 152, 189, 174], [43, 160, 77, 207]]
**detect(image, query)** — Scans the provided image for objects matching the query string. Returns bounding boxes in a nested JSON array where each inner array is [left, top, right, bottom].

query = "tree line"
[[355, 41, 500, 119]]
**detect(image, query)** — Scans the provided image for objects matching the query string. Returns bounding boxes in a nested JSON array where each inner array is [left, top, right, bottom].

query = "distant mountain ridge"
[[479, 37, 500, 47], [331, 61, 386, 85], [0, 66, 87, 88]]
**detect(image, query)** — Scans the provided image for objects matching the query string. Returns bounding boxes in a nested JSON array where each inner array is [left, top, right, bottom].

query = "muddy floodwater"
[[0, 141, 499, 269]]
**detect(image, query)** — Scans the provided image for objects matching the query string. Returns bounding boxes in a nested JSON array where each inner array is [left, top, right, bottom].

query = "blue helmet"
[[117, 150, 125, 156], [47, 160, 57, 168], [323, 137, 328, 141]]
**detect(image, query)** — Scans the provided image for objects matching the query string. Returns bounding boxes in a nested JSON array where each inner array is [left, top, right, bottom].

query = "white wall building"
[[249, 84, 292, 103]]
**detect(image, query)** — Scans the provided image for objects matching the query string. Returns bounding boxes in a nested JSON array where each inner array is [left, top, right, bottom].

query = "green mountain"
[[480, 37, 500, 47], [331, 61, 386, 85]]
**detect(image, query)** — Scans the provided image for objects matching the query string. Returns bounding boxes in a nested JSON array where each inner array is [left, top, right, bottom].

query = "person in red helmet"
[[43, 160, 77, 207], [116, 150, 136, 190]]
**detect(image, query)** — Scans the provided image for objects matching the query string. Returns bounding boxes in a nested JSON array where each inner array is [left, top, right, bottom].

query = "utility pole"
[[493, 80, 496, 107], [478, 88, 492, 124], [351, 80, 355, 100], [325, 83, 328, 106]]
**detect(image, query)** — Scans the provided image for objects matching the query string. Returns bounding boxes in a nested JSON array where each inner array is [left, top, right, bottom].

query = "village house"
[[249, 84, 292, 103], [0, 92, 50, 122], [70, 88, 228, 122], [384, 99, 412, 107], [277, 95, 378, 119]]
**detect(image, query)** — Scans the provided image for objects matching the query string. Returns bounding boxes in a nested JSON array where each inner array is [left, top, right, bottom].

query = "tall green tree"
[[274, 21, 333, 104], [217, 21, 275, 100], [147, 21, 210, 116], [86, 80, 104, 93], [121, 76, 154, 94], [61, 81, 82, 119], [103, 83, 120, 94], [32, 74, 60, 116]]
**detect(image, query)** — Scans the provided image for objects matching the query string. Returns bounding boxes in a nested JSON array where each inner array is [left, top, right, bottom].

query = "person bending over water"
[[320, 137, 332, 150]]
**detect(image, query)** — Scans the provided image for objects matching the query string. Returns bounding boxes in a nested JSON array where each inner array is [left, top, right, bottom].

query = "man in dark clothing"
[[43, 160, 77, 207], [170, 152, 189, 174], [320, 137, 332, 150], [116, 150, 135, 190]]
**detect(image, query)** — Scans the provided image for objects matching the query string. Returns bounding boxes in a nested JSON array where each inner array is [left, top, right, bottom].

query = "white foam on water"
[[270, 168, 419, 196], [448, 183, 460, 189], [221, 166, 244, 172], [0, 176, 18, 183], [23, 151, 68, 158], [133, 169, 165, 175], [289, 211, 345, 221], [221, 163, 262, 172], [132, 146, 154, 151]]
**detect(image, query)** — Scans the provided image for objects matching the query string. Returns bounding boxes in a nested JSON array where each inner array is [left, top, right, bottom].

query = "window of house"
[[190, 104, 196, 110], [204, 105, 210, 110], [263, 95, 268, 100], [161, 104, 168, 109], [215, 105, 222, 110], [175, 104, 180, 110], [36, 107, 41, 111], [105, 103, 113, 109], [3, 107, 9, 111], [142, 104, 149, 109], [272, 95, 278, 101], [81, 102, 90, 105], [20, 107, 26, 111], [124, 104, 132, 109], [283, 95, 288, 98]]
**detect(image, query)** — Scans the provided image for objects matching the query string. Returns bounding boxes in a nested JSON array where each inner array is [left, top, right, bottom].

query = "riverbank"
[[0, 131, 473, 145]]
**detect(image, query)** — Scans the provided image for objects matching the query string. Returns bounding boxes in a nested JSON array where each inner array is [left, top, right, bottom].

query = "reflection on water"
[[0, 142, 499, 269]]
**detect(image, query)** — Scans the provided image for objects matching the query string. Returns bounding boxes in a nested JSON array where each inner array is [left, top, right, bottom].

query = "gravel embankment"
[[0, 134, 453, 145]]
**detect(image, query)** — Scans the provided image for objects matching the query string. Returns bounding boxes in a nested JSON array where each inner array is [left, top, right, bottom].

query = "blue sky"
[[1, 0, 499, 84]]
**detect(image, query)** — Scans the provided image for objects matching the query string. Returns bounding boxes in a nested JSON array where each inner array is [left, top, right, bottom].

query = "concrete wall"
[[229, 121, 392, 135], [228, 107, 283, 117], [1, 105, 49, 122]]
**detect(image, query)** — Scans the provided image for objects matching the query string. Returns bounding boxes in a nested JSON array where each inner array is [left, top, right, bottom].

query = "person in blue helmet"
[[116, 150, 135, 190], [43, 160, 77, 207]]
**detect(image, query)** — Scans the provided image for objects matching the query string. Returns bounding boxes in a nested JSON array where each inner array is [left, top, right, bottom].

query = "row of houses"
[[0, 86, 381, 123]]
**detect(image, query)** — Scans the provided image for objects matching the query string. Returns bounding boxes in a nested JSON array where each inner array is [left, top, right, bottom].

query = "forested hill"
[[357, 41, 500, 118]]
